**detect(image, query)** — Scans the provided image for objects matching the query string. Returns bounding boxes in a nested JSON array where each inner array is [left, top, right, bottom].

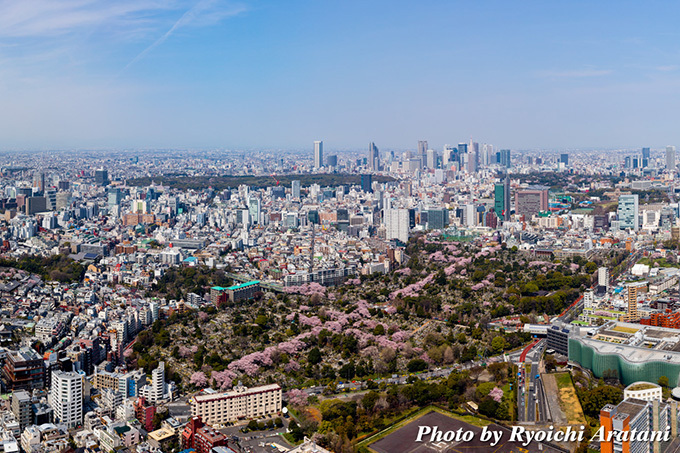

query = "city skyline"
[[1, 2, 680, 150]]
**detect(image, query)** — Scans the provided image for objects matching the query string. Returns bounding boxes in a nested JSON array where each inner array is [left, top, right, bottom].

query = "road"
[[300, 355, 508, 397], [515, 339, 549, 423]]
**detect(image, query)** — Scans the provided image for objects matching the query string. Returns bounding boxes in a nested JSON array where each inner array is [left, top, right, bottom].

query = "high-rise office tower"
[[360, 174, 373, 193], [498, 149, 511, 168], [313, 141, 323, 169], [326, 154, 338, 167], [457, 143, 468, 156], [32, 172, 45, 193], [642, 147, 650, 160], [418, 141, 428, 158], [49, 371, 83, 428], [491, 176, 512, 222], [107, 188, 123, 209], [248, 197, 261, 225], [482, 144, 493, 166], [467, 150, 477, 173], [291, 180, 301, 199], [471, 142, 479, 166], [494, 177, 511, 222], [426, 149, 437, 169], [95, 168, 109, 186], [443, 145, 456, 168], [560, 154, 569, 166], [666, 146, 676, 170], [617, 194, 639, 231], [368, 142, 380, 171]]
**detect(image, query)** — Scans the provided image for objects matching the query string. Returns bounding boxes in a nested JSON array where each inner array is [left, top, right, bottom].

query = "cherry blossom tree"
[[190, 371, 208, 388]]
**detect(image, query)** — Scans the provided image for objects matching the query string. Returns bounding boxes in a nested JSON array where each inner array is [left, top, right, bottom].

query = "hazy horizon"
[[1, 1, 680, 150]]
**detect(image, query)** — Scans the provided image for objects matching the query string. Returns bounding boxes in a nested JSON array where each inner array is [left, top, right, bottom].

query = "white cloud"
[[537, 69, 612, 78], [122, 0, 247, 72], [0, 0, 171, 38]]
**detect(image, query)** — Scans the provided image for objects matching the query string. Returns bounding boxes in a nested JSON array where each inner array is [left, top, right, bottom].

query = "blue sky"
[[1, 0, 680, 151]]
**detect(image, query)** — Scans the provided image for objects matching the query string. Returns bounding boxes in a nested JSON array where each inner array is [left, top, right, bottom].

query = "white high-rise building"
[[598, 267, 609, 289], [443, 145, 456, 168], [426, 149, 437, 169], [314, 141, 323, 169], [667, 146, 676, 170], [465, 204, 476, 227], [49, 371, 83, 428], [384, 209, 409, 244], [140, 361, 169, 404], [583, 289, 594, 309]]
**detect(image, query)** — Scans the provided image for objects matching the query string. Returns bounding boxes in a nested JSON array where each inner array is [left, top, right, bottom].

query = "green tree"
[[308, 347, 322, 365], [407, 359, 428, 372], [491, 336, 508, 354]]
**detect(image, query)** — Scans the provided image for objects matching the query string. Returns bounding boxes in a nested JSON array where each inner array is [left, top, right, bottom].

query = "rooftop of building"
[[625, 381, 660, 392], [193, 383, 281, 403], [225, 280, 260, 291]]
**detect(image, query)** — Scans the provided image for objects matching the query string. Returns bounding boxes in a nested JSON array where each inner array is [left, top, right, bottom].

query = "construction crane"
[[270, 173, 280, 185]]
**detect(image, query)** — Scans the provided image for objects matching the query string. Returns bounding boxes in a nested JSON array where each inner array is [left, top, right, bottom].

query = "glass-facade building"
[[569, 338, 680, 387]]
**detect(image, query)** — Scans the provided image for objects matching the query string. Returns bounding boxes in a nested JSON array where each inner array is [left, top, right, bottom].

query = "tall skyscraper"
[[49, 371, 83, 428], [443, 145, 456, 168], [417, 140, 428, 158], [313, 141, 323, 169], [360, 174, 373, 193], [666, 146, 676, 170], [32, 171, 45, 193], [326, 154, 338, 167], [482, 144, 493, 166], [248, 197, 261, 225], [642, 147, 650, 160], [467, 150, 478, 173], [368, 142, 380, 171], [426, 149, 437, 169], [499, 149, 511, 168], [494, 176, 511, 221], [457, 143, 468, 156], [291, 180, 301, 199], [617, 194, 639, 231], [471, 142, 480, 168], [560, 153, 569, 166]]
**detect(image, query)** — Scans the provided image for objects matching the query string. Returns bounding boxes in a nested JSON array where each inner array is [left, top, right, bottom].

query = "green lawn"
[[555, 372, 572, 390]]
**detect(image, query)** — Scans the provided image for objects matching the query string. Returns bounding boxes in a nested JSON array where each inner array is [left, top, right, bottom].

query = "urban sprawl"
[[0, 142, 678, 453]]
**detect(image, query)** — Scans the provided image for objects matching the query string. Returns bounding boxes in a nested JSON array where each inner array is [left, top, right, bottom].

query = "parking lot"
[[217, 417, 292, 453]]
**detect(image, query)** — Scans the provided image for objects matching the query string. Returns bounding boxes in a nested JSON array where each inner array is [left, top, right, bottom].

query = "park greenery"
[[120, 234, 632, 450]]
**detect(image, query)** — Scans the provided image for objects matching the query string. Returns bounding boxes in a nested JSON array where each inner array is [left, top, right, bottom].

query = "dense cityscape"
[[0, 141, 676, 452], [4, 0, 680, 452]]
